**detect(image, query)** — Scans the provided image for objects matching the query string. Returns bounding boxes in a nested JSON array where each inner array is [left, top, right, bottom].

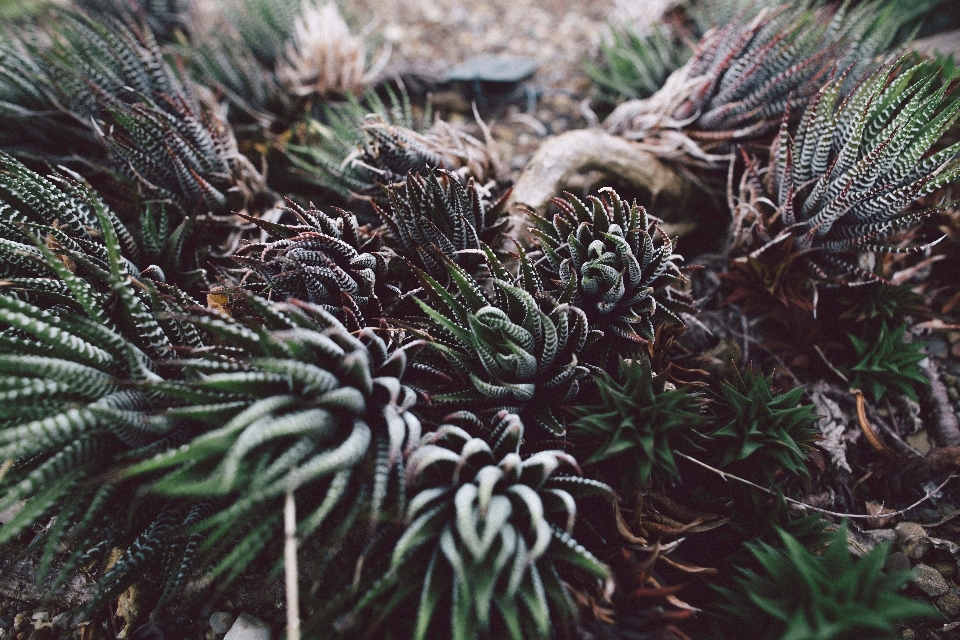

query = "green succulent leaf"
[[570, 356, 704, 492], [714, 524, 939, 640], [843, 321, 929, 402]]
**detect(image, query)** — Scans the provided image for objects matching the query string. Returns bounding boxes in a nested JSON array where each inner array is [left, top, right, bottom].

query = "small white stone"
[[210, 612, 236, 635], [223, 614, 271, 640]]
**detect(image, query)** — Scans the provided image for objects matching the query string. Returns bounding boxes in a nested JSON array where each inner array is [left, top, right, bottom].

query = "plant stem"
[[285, 490, 301, 640], [675, 451, 955, 520]]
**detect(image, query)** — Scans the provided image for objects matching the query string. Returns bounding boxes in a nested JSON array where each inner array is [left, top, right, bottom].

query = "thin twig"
[[876, 398, 924, 458], [0, 459, 12, 485], [676, 451, 956, 520], [284, 490, 301, 640], [814, 345, 849, 384]]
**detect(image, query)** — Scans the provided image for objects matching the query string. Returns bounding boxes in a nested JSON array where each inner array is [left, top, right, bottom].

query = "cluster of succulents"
[[1, 0, 959, 639]]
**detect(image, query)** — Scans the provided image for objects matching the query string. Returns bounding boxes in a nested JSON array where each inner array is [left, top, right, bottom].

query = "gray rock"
[[210, 612, 236, 635], [895, 522, 931, 559], [911, 563, 950, 597], [445, 55, 538, 83], [884, 551, 912, 573], [927, 337, 949, 358], [937, 589, 960, 616], [223, 614, 271, 640]]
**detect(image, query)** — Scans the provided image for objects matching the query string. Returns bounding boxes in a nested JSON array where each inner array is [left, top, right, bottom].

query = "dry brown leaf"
[[863, 501, 896, 529]]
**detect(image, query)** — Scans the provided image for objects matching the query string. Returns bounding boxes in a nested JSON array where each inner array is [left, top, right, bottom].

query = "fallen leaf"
[[863, 501, 896, 529]]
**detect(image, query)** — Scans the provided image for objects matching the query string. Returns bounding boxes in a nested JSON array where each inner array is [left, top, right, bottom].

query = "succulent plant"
[[603, 1, 922, 165], [0, 11, 178, 159], [832, 282, 931, 326], [341, 411, 612, 640], [75, 0, 191, 40], [411, 252, 598, 441], [0, 154, 421, 609], [532, 189, 691, 350], [0, 158, 207, 606], [727, 60, 960, 312], [378, 170, 510, 283], [570, 357, 705, 493], [285, 88, 423, 200], [585, 24, 690, 105], [184, 26, 289, 130], [843, 321, 928, 402], [225, 0, 302, 66], [0, 11, 268, 288], [277, 1, 386, 99], [703, 367, 819, 485], [714, 524, 938, 640], [234, 200, 396, 328], [288, 112, 502, 209], [124, 297, 424, 583]]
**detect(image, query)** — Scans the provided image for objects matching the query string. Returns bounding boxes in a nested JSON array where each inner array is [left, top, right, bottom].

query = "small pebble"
[[932, 559, 957, 578], [12, 614, 28, 632], [223, 614, 271, 640], [210, 612, 236, 636], [885, 551, 912, 573], [911, 563, 951, 597], [937, 589, 960, 616], [902, 630, 916, 640], [928, 337, 949, 358], [896, 522, 932, 559]]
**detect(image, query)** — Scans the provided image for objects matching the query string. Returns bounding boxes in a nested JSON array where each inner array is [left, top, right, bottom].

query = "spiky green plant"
[[340, 411, 612, 640], [532, 188, 691, 350], [76, 0, 190, 40], [828, 281, 931, 327], [285, 88, 425, 204], [585, 24, 689, 105], [225, 0, 302, 66], [0, 155, 420, 610], [234, 200, 396, 328], [0, 157, 208, 608], [0, 11, 267, 287], [713, 524, 938, 640], [411, 251, 599, 441], [185, 28, 288, 128], [729, 60, 960, 310], [287, 106, 500, 211], [123, 297, 424, 583], [569, 357, 704, 493], [603, 1, 923, 165], [843, 321, 928, 402], [378, 170, 509, 283], [0, 11, 185, 159], [703, 367, 819, 485]]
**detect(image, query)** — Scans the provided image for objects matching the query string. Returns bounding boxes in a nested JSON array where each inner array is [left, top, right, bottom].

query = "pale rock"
[[223, 614, 271, 640], [911, 563, 950, 597], [210, 612, 236, 636]]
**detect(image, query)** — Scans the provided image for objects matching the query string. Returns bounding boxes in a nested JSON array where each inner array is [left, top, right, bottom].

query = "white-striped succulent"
[[730, 60, 960, 295], [603, 2, 922, 166], [411, 252, 599, 440], [343, 412, 611, 639]]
